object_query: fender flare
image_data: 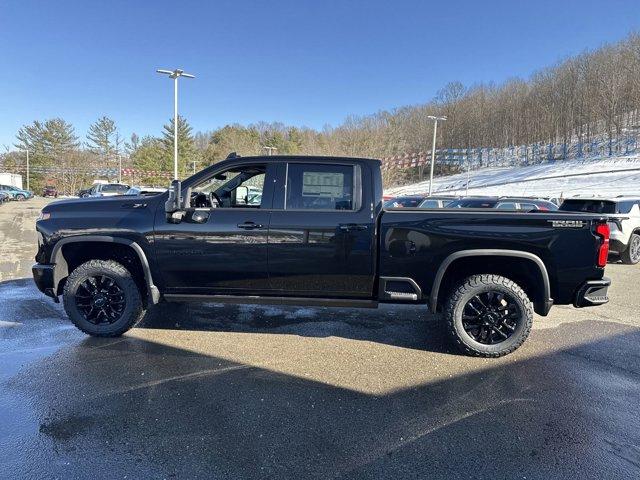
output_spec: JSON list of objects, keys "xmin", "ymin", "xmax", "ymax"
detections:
[
  {"xmin": 429, "ymin": 249, "xmax": 552, "ymax": 315},
  {"xmin": 51, "ymin": 235, "xmax": 160, "ymax": 304}
]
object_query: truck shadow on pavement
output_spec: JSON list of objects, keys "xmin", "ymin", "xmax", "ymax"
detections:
[
  {"xmin": 139, "ymin": 300, "xmax": 457, "ymax": 355},
  {"xmin": 3, "ymin": 278, "xmax": 640, "ymax": 479}
]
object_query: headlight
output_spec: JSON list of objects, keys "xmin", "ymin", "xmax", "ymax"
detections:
[{"xmin": 37, "ymin": 211, "xmax": 51, "ymax": 221}]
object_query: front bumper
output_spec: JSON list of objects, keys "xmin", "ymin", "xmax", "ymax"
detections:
[
  {"xmin": 574, "ymin": 277, "xmax": 611, "ymax": 308},
  {"xmin": 32, "ymin": 263, "xmax": 59, "ymax": 302}
]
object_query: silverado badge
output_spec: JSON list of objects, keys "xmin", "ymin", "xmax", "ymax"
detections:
[{"xmin": 549, "ymin": 220, "xmax": 586, "ymax": 228}]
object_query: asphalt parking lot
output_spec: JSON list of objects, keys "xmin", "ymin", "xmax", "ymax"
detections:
[{"xmin": 1, "ymin": 198, "xmax": 640, "ymax": 479}]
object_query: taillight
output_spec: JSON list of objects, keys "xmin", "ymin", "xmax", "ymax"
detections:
[{"xmin": 595, "ymin": 223, "xmax": 610, "ymax": 268}]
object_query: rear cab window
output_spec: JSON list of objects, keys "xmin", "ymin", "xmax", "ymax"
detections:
[{"xmin": 559, "ymin": 200, "xmax": 617, "ymax": 214}]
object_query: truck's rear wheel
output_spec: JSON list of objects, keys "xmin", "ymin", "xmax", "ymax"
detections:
[
  {"xmin": 621, "ymin": 233, "xmax": 640, "ymax": 265},
  {"xmin": 444, "ymin": 274, "xmax": 533, "ymax": 357},
  {"xmin": 63, "ymin": 260, "xmax": 145, "ymax": 337}
]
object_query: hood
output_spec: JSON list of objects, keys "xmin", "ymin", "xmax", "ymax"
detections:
[{"xmin": 42, "ymin": 193, "xmax": 167, "ymax": 213}]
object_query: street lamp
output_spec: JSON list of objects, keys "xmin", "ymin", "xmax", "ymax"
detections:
[
  {"xmin": 156, "ymin": 68, "xmax": 195, "ymax": 180},
  {"xmin": 427, "ymin": 115, "xmax": 447, "ymax": 196},
  {"xmin": 18, "ymin": 149, "xmax": 30, "ymax": 191}
]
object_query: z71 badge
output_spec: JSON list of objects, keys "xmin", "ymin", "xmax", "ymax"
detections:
[{"xmin": 549, "ymin": 220, "xmax": 586, "ymax": 228}]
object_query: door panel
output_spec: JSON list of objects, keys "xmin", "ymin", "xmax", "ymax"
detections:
[
  {"xmin": 267, "ymin": 161, "xmax": 376, "ymax": 298},
  {"xmin": 154, "ymin": 162, "xmax": 277, "ymax": 294},
  {"xmin": 268, "ymin": 212, "xmax": 375, "ymax": 297},
  {"xmin": 154, "ymin": 209, "xmax": 271, "ymax": 293}
]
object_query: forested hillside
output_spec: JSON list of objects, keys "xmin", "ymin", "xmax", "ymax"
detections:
[{"xmin": 3, "ymin": 33, "xmax": 640, "ymax": 192}]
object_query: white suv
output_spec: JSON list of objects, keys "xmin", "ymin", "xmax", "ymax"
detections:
[{"xmin": 559, "ymin": 197, "xmax": 640, "ymax": 265}]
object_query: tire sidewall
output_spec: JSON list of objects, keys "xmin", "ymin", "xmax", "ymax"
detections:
[
  {"xmin": 628, "ymin": 234, "xmax": 640, "ymax": 264},
  {"xmin": 63, "ymin": 262, "xmax": 142, "ymax": 336},
  {"xmin": 451, "ymin": 281, "xmax": 532, "ymax": 356}
]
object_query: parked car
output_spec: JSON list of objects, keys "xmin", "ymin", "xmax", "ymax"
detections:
[
  {"xmin": 0, "ymin": 184, "xmax": 33, "ymax": 201},
  {"xmin": 559, "ymin": 196, "xmax": 640, "ymax": 265},
  {"xmin": 89, "ymin": 183, "xmax": 130, "ymax": 197},
  {"xmin": 77, "ymin": 187, "xmax": 93, "ymax": 198},
  {"xmin": 418, "ymin": 196, "xmax": 458, "ymax": 209},
  {"xmin": 125, "ymin": 186, "xmax": 166, "ymax": 196},
  {"xmin": 383, "ymin": 195, "xmax": 427, "ymax": 208},
  {"xmin": 33, "ymin": 155, "xmax": 611, "ymax": 357},
  {"xmin": 42, "ymin": 185, "xmax": 59, "ymax": 198},
  {"xmin": 448, "ymin": 196, "xmax": 558, "ymax": 211}
]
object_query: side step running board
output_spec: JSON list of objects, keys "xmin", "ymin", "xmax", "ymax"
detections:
[
  {"xmin": 164, "ymin": 294, "xmax": 378, "ymax": 309},
  {"xmin": 378, "ymin": 276, "xmax": 422, "ymax": 302}
]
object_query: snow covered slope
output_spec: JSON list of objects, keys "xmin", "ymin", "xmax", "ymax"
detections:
[{"xmin": 387, "ymin": 155, "xmax": 640, "ymax": 198}]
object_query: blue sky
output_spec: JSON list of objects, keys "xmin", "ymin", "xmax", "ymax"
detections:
[{"xmin": 1, "ymin": 0, "xmax": 639, "ymax": 148}]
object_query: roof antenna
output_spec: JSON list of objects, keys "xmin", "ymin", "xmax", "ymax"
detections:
[{"xmin": 226, "ymin": 152, "xmax": 240, "ymax": 160}]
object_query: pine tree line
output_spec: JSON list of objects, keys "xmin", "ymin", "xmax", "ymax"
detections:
[{"xmin": 4, "ymin": 31, "xmax": 640, "ymax": 192}]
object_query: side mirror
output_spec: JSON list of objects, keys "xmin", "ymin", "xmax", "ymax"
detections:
[{"xmin": 165, "ymin": 180, "xmax": 184, "ymax": 223}]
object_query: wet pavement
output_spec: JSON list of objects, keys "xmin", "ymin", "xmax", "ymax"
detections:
[{"xmin": 1, "ymin": 199, "xmax": 640, "ymax": 479}]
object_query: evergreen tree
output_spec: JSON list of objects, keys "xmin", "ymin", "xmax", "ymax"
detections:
[
  {"xmin": 130, "ymin": 136, "xmax": 166, "ymax": 185},
  {"xmin": 87, "ymin": 116, "xmax": 117, "ymax": 155},
  {"xmin": 14, "ymin": 118, "xmax": 79, "ymax": 191},
  {"xmin": 161, "ymin": 116, "xmax": 196, "ymax": 175}
]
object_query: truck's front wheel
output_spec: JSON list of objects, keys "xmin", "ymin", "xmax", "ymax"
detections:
[
  {"xmin": 444, "ymin": 274, "xmax": 533, "ymax": 357},
  {"xmin": 63, "ymin": 260, "xmax": 145, "ymax": 337}
]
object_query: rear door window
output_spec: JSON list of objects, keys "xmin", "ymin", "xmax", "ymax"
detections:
[
  {"xmin": 286, "ymin": 163, "xmax": 355, "ymax": 210},
  {"xmin": 496, "ymin": 202, "xmax": 517, "ymax": 210}
]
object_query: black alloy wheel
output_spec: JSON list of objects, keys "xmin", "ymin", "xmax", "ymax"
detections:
[
  {"xmin": 63, "ymin": 259, "xmax": 145, "ymax": 337},
  {"xmin": 75, "ymin": 275, "xmax": 126, "ymax": 325},
  {"xmin": 445, "ymin": 274, "xmax": 534, "ymax": 357},
  {"xmin": 461, "ymin": 291, "xmax": 520, "ymax": 345}
]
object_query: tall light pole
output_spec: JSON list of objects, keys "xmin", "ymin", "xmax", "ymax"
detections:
[
  {"xmin": 19, "ymin": 149, "xmax": 30, "ymax": 191},
  {"xmin": 427, "ymin": 115, "xmax": 446, "ymax": 196},
  {"xmin": 156, "ymin": 68, "xmax": 195, "ymax": 180},
  {"xmin": 466, "ymin": 158, "xmax": 471, "ymax": 196}
]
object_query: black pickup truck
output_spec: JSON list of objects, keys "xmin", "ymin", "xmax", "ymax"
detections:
[{"xmin": 33, "ymin": 155, "xmax": 611, "ymax": 357}]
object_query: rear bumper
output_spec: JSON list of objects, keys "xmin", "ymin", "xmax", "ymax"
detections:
[
  {"xmin": 609, "ymin": 239, "xmax": 626, "ymax": 255},
  {"xmin": 574, "ymin": 277, "xmax": 611, "ymax": 308},
  {"xmin": 32, "ymin": 263, "xmax": 59, "ymax": 302}
]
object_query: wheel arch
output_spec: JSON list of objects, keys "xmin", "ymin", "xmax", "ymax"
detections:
[
  {"xmin": 52, "ymin": 236, "xmax": 160, "ymax": 305},
  {"xmin": 430, "ymin": 249, "xmax": 552, "ymax": 316}
]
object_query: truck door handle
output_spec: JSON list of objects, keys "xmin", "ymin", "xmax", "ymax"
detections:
[
  {"xmin": 237, "ymin": 221, "xmax": 263, "ymax": 230},
  {"xmin": 339, "ymin": 224, "xmax": 368, "ymax": 232}
]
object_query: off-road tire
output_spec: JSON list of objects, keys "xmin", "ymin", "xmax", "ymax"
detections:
[
  {"xmin": 63, "ymin": 259, "xmax": 145, "ymax": 337},
  {"xmin": 621, "ymin": 233, "xmax": 640, "ymax": 265},
  {"xmin": 445, "ymin": 274, "xmax": 534, "ymax": 357}
]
